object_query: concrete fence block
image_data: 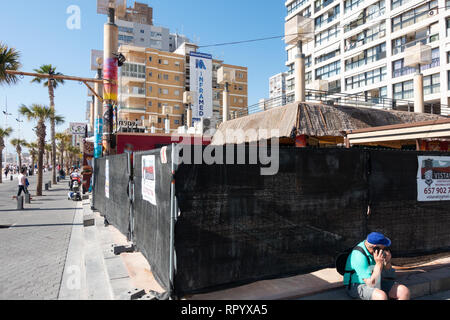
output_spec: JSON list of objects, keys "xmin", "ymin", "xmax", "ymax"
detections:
[
  {"xmin": 44, "ymin": 183, "xmax": 49, "ymax": 191},
  {"xmin": 83, "ymin": 213, "xmax": 96, "ymax": 227},
  {"xmin": 112, "ymin": 244, "xmax": 135, "ymax": 255},
  {"xmin": 121, "ymin": 288, "xmax": 146, "ymax": 300},
  {"xmin": 17, "ymin": 196, "xmax": 24, "ymax": 210}
]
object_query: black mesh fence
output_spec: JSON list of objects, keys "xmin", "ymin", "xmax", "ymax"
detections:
[
  {"xmin": 91, "ymin": 145, "xmax": 450, "ymax": 298},
  {"xmin": 367, "ymin": 150, "xmax": 450, "ymax": 257},
  {"xmin": 92, "ymin": 157, "xmax": 106, "ymax": 215},
  {"xmin": 173, "ymin": 146, "xmax": 368, "ymax": 295},
  {"xmin": 133, "ymin": 147, "xmax": 173, "ymax": 293}
]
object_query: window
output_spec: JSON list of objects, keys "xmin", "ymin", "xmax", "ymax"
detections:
[
  {"xmin": 174, "ymin": 120, "xmax": 180, "ymax": 125},
  {"xmin": 344, "ymin": 0, "xmax": 385, "ymax": 33},
  {"xmin": 423, "ymin": 73, "xmax": 440, "ymax": 95},
  {"xmin": 149, "ymin": 56, "xmax": 152, "ymax": 62},
  {"xmin": 286, "ymin": 0, "xmax": 309, "ymax": 15},
  {"xmin": 315, "ymin": 49, "xmax": 340, "ymax": 64},
  {"xmin": 175, "ymin": 76, "xmax": 180, "ymax": 82},
  {"xmin": 345, "ymin": 66, "xmax": 387, "ymax": 90},
  {"xmin": 149, "ymin": 72, "xmax": 152, "ymax": 77},
  {"xmin": 163, "ymin": 74, "xmax": 169, "ymax": 80},
  {"xmin": 344, "ymin": 0, "xmax": 363, "ymax": 13},
  {"xmin": 121, "ymin": 63, "xmax": 146, "ymax": 79},
  {"xmin": 345, "ymin": 22, "xmax": 386, "ymax": 51},
  {"xmin": 315, "ymin": 24, "xmax": 340, "ymax": 46},
  {"xmin": 140, "ymin": 30, "xmax": 145, "ymax": 34},
  {"xmin": 345, "ymin": 43, "xmax": 386, "ymax": 71},
  {"xmin": 315, "ymin": 60, "xmax": 341, "ymax": 80},
  {"xmin": 393, "ymin": 80, "xmax": 414, "ymax": 99},
  {"xmin": 315, "ymin": 5, "xmax": 340, "ymax": 29},
  {"xmin": 148, "ymin": 86, "xmax": 152, "ymax": 92},
  {"xmin": 391, "ymin": 1, "xmax": 438, "ymax": 32},
  {"xmin": 148, "ymin": 101, "xmax": 152, "ymax": 107},
  {"xmin": 174, "ymin": 90, "xmax": 180, "ymax": 96},
  {"xmin": 391, "ymin": 0, "xmax": 413, "ymax": 10}
]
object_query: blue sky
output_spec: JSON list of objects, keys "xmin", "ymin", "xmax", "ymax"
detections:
[{"xmin": 0, "ymin": 0, "xmax": 287, "ymax": 149}]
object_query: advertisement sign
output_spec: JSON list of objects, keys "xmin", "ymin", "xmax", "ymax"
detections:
[
  {"xmin": 417, "ymin": 156, "xmax": 450, "ymax": 202},
  {"xmin": 105, "ymin": 159, "xmax": 110, "ymax": 199},
  {"xmin": 189, "ymin": 52, "xmax": 213, "ymax": 123},
  {"xmin": 142, "ymin": 155, "xmax": 156, "ymax": 206},
  {"xmin": 70, "ymin": 122, "xmax": 87, "ymax": 136}
]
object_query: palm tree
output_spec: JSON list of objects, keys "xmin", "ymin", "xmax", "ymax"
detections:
[
  {"xmin": 31, "ymin": 65, "xmax": 64, "ymax": 185},
  {"xmin": 19, "ymin": 104, "xmax": 53, "ymax": 196},
  {"xmin": 45, "ymin": 143, "xmax": 52, "ymax": 166},
  {"xmin": 0, "ymin": 42, "xmax": 21, "ymax": 86},
  {"xmin": 0, "ymin": 126, "xmax": 13, "ymax": 183},
  {"xmin": 56, "ymin": 132, "xmax": 71, "ymax": 172},
  {"xmin": 26, "ymin": 142, "xmax": 38, "ymax": 170},
  {"xmin": 10, "ymin": 138, "xmax": 27, "ymax": 169},
  {"xmin": 67, "ymin": 145, "xmax": 81, "ymax": 169}
]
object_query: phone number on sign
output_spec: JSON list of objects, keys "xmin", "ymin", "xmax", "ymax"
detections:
[{"xmin": 423, "ymin": 187, "xmax": 450, "ymax": 195}]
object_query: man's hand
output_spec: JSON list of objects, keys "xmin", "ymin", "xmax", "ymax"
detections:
[{"xmin": 374, "ymin": 249, "xmax": 385, "ymax": 266}]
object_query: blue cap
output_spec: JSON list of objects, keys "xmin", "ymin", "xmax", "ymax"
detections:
[{"xmin": 367, "ymin": 232, "xmax": 391, "ymax": 247}]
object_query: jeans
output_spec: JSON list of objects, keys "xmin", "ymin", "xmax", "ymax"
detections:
[{"xmin": 17, "ymin": 185, "xmax": 29, "ymax": 197}]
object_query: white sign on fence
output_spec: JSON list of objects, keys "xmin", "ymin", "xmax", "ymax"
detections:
[
  {"xmin": 105, "ymin": 159, "xmax": 110, "ymax": 199},
  {"xmin": 417, "ymin": 156, "xmax": 450, "ymax": 202},
  {"xmin": 142, "ymin": 155, "xmax": 156, "ymax": 206}
]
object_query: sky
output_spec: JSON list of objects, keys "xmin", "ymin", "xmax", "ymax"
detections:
[{"xmin": 0, "ymin": 0, "xmax": 287, "ymax": 153}]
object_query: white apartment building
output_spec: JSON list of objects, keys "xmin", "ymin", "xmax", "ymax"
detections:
[
  {"xmin": 117, "ymin": 20, "xmax": 189, "ymax": 53},
  {"xmin": 268, "ymin": 72, "xmax": 289, "ymax": 109},
  {"xmin": 284, "ymin": 0, "xmax": 450, "ymax": 114}
]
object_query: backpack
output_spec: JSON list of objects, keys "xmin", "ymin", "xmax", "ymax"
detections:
[{"xmin": 335, "ymin": 245, "xmax": 371, "ymax": 278}]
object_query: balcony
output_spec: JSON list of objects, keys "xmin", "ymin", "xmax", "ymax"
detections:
[
  {"xmin": 392, "ymin": 34, "xmax": 439, "ymax": 55},
  {"xmin": 120, "ymin": 86, "xmax": 146, "ymax": 100},
  {"xmin": 119, "ymin": 104, "xmax": 146, "ymax": 113}
]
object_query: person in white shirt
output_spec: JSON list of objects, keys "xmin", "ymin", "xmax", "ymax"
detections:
[{"xmin": 17, "ymin": 168, "xmax": 28, "ymax": 197}]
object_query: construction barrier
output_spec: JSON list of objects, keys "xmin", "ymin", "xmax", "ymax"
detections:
[{"xmin": 92, "ymin": 145, "xmax": 450, "ymax": 298}]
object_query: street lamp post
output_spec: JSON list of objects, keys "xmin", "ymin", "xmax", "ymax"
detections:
[
  {"xmin": 217, "ymin": 67, "xmax": 236, "ymax": 123},
  {"xmin": 404, "ymin": 43, "xmax": 432, "ymax": 114},
  {"xmin": 284, "ymin": 15, "xmax": 314, "ymax": 103}
]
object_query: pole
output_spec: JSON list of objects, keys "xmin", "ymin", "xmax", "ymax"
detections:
[
  {"xmin": 414, "ymin": 66, "xmax": 424, "ymax": 113},
  {"xmin": 295, "ymin": 40, "xmax": 306, "ymax": 103},
  {"xmin": 103, "ymin": 8, "xmax": 119, "ymax": 156},
  {"xmin": 94, "ymin": 67, "xmax": 104, "ymax": 159},
  {"xmin": 187, "ymin": 104, "xmax": 192, "ymax": 128},
  {"xmin": 223, "ymin": 82, "xmax": 229, "ymax": 122}
]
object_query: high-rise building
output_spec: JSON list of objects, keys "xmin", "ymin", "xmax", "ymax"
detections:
[
  {"xmin": 268, "ymin": 72, "xmax": 288, "ymax": 109},
  {"xmin": 284, "ymin": 0, "xmax": 450, "ymax": 114},
  {"xmin": 117, "ymin": 43, "xmax": 248, "ymax": 133},
  {"xmin": 116, "ymin": 2, "xmax": 189, "ymax": 52}
]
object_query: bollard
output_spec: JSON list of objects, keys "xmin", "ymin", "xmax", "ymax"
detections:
[
  {"xmin": 57, "ymin": 176, "xmax": 60, "ymax": 182},
  {"xmin": 45, "ymin": 183, "xmax": 49, "ymax": 191},
  {"xmin": 25, "ymin": 193, "xmax": 31, "ymax": 204},
  {"xmin": 10, "ymin": 175, "xmax": 13, "ymax": 181},
  {"xmin": 17, "ymin": 196, "xmax": 24, "ymax": 210}
]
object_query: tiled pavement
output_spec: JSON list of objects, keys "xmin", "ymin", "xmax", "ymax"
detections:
[{"xmin": 0, "ymin": 172, "xmax": 79, "ymax": 300}]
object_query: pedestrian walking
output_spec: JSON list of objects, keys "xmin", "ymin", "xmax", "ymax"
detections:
[{"xmin": 17, "ymin": 167, "xmax": 29, "ymax": 197}]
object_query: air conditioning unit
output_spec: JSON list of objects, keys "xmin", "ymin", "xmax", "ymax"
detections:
[
  {"xmin": 149, "ymin": 115, "xmax": 158, "ymax": 125},
  {"xmin": 428, "ymin": 8, "xmax": 438, "ymax": 17},
  {"xmin": 162, "ymin": 106, "xmax": 173, "ymax": 115}
]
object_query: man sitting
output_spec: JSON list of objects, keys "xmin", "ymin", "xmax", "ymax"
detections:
[{"xmin": 343, "ymin": 232, "xmax": 410, "ymax": 300}]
